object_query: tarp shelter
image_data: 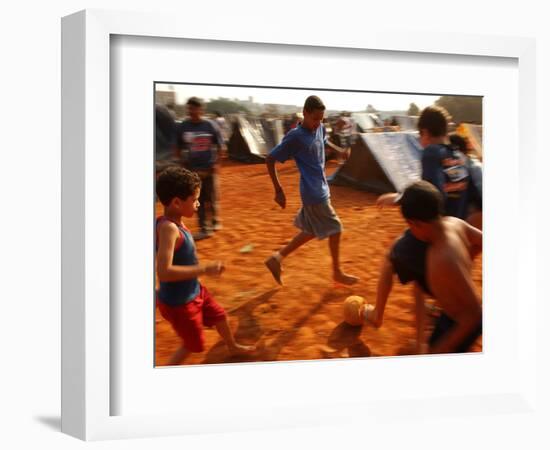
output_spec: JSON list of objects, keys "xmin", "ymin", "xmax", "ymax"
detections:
[
  {"xmin": 393, "ymin": 115, "xmax": 419, "ymax": 131},
  {"xmin": 328, "ymin": 132, "xmax": 422, "ymax": 193},
  {"xmin": 351, "ymin": 112, "xmax": 383, "ymax": 132},
  {"xmin": 260, "ymin": 118, "xmax": 284, "ymax": 150},
  {"xmin": 155, "ymin": 105, "xmax": 178, "ymax": 173},
  {"xmin": 227, "ymin": 116, "xmax": 270, "ymax": 163}
]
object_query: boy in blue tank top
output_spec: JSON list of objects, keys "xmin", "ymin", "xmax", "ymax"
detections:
[
  {"xmin": 264, "ymin": 95, "xmax": 359, "ymax": 286},
  {"xmin": 156, "ymin": 167, "xmax": 255, "ymax": 365}
]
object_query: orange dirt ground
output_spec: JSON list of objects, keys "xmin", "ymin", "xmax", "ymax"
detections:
[{"xmin": 155, "ymin": 158, "xmax": 482, "ymax": 366}]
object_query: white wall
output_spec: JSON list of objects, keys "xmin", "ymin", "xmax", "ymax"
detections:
[{"xmin": 1, "ymin": 1, "xmax": 548, "ymax": 448}]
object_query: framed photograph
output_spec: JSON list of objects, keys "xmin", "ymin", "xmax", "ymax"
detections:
[
  {"xmin": 151, "ymin": 82, "xmax": 483, "ymax": 367},
  {"xmin": 62, "ymin": 9, "xmax": 537, "ymax": 441}
]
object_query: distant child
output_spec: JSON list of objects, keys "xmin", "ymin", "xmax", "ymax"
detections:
[
  {"xmin": 334, "ymin": 111, "xmax": 354, "ymax": 150},
  {"xmin": 264, "ymin": 95, "xmax": 358, "ymax": 286},
  {"xmin": 214, "ymin": 110, "xmax": 230, "ymax": 145},
  {"xmin": 156, "ymin": 167, "xmax": 255, "ymax": 365}
]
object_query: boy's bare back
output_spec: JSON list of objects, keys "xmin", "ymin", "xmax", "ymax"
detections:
[{"xmin": 426, "ymin": 217, "xmax": 482, "ymax": 321}]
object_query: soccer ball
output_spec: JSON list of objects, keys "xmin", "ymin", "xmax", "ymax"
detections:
[{"xmin": 343, "ymin": 295, "xmax": 366, "ymax": 326}]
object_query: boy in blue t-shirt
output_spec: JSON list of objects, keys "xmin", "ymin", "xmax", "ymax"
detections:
[
  {"xmin": 176, "ymin": 97, "xmax": 225, "ymax": 240},
  {"xmin": 264, "ymin": 95, "xmax": 358, "ymax": 286}
]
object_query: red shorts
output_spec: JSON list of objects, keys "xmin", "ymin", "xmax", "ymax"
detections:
[{"xmin": 157, "ymin": 285, "xmax": 226, "ymax": 353}]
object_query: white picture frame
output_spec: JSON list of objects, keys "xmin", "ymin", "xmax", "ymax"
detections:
[{"xmin": 61, "ymin": 9, "xmax": 539, "ymax": 441}]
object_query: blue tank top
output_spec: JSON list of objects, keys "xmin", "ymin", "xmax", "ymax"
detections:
[{"xmin": 156, "ymin": 217, "xmax": 201, "ymax": 306}]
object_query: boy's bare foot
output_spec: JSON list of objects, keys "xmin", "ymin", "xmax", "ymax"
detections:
[
  {"xmin": 265, "ymin": 256, "xmax": 283, "ymax": 285},
  {"xmin": 228, "ymin": 343, "xmax": 256, "ymax": 356},
  {"xmin": 334, "ymin": 271, "xmax": 359, "ymax": 285}
]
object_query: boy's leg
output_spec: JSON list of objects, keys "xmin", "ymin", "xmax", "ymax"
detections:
[
  {"xmin": 196, "ymin": 198, "xmax": 209, "ymax": 237},
  {"xmin": 198, "ymin": 178, "xmax": 208, "ymax": 231},
  {"xmin": 157, "ymin": 301, "xmax": 203, "ymax": 365},
  {"xmin": 167, "ymin": 346, "xmax": 191, "ymax": 366},
  {"xmin": 329, "ymin": 232, "xmax": 359, "ymax": 285},
  {"xmin": 210, "ymin": 173, "xmax": 222, "ymax": 230},
  {"xmin": 201, "ymin": 286, "xmax": 255, "ymax": 355},
  {"xmin": 195, "ymin": 174, "xmax": 213, "ymax": 239},
  {"xmin": 202, "ymin": 173, "xmax": 216, "ymax": 230},
  {"xmin": 413, "ymin": 284, "xmax": 428, "ymax": 354},
  {"xmin": 428, "ymin": 313, "xmax": 482, "ymax": 353},
  {"xmin": 265, "ymin": 231, "xmax": 315, "ymax": 285},
  {"xmin": 214, "ymin": 317, "xmax": 256, "ymax": 355},
  {"xmin": 280, "ymin": 231, "xmax": 315, "ymax": 257}
]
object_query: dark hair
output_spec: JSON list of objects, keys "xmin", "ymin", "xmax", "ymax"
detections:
[
  {"xmin": 449, "ymin": 133, "xmax": 469, "ymax": 154},
  {"xmin": 417, "ymin": 106, "xmax": 451, "ymax": 137},
  {"xmin": 186, "ymin": 96, "xmax": 204, "ymax": 108},
  {"xmin": 156, "ymin": 167, "xmax": 201, "ymax": 206},
  {"xmin": 400, "ymin": 181, "xmax": 443, "ymax": 222},
  {"xmin": 303, "ymin": 95, "xmax": 326, "ymax": 113}
]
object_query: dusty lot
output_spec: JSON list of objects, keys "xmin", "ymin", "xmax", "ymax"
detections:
[{"xmin": 155, "ymin": 159, "xmax": 482, "ymax": 366}]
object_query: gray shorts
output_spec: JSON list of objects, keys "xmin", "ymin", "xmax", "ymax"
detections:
[{"xmin": 294, "ymin": 200, "xmax": 343, "ymax": 239}]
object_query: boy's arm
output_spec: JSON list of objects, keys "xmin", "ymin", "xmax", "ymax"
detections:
[
  {"xmin": 211, "ymin": 121, "xmax": 225, "ymax": 167},
  {"xmin": 463, "ymin": 219, "xmax": 482, "ymax": 259},
  {"xmin": 429, "ymin": 258, "xmax": 482, "ymax": 354},
  {"xmin": 376, "ymin": 192, "xmax": 400, "ymax": 208},
  {"xmin": 325, "ymin": 140, "xmax": 350, "ymax": 162},
  {"xmin": 157, "ymin": 222, "xmax": 223, "ymax": 281},
  {"xmin": 325, "ymin": 140, "xmax": 347, "ymax": 154},
  {"xmin": 266, "ymin": 132, "xmax": 298, "ymax": 209},
  {"xmin": 413, "ymin": 284, "xmax": 428, "ymax": 354},
  {"xmin": 266, "ymin": 154, "xmax": 286, "ymax": 209},
  {"xmin": 212, "ymin": 145, "xmax": 224, "ymax": 173},
  {"xmin": 217, "ymin": 143, "xmax": 227, "ymax": 164},
  {"xmin": 370, "ymin": 250, "xmax": 429, "ymax": 354},
  {"xmin": 368, "ymin": 254, "xmax": 394, "ymax": 328},
  {"xmin": 421, "ymin": 147, "xmax": 445, "ymax": 194}
]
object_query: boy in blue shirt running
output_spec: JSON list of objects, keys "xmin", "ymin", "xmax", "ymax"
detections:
[{"xmin": 264, "ymin": 95, "xmax": 358, "ymax": 286}]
